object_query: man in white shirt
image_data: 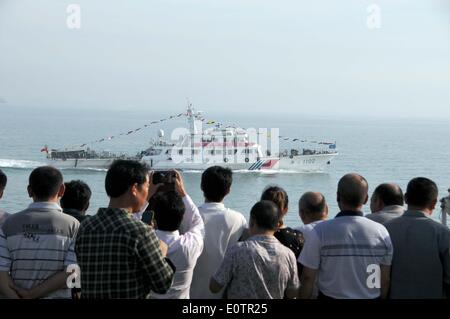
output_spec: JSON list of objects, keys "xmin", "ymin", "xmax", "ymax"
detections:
[
  {"xmin": 0, "ymin": 169, "xmax": 10, "ymax": 226},
  {"xmin": 296, "ymin": 191, "xmax": 328, "ymax": 298},
  {"xmin": 190, "ymin": 166, "xmax": 247, "ymax": 299},
  {"xmin": 150, "ymin": 171, "xmax": 204, "ymax": 299},
  {"xmin": 299, "ymin": 173, "xmax": 393, "ymax": 299},
  {"xmin": 297, "ymin": 191, "xmax": 328, "ymax": 241}
]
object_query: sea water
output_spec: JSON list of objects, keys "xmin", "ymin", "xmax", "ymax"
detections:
[{"xmin": 1, "ymin": 107, "xmax": 449, "ymax": 227}]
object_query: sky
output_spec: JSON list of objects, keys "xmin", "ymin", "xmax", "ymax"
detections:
[{"xmin": 0, "ymin": 0, "xmax": 450, "ymax": 119}]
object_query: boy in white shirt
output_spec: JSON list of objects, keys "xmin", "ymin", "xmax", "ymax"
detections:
[
  {"xmin": 150, "ymin": 171, "xmax": 204, "ymax": 299},
  {"xmin": 190, "ymin": 166, "xmax": 247, "ymax": 299}
]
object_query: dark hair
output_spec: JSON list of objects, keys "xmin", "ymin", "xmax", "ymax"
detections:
[
  {"xmin": 373, "ymin": 183, "xmax": 404, "ymax": 206},
  {"xmin": 405, "ymin": 177, "xmax": 438, "ymax": 208},
  {"xmin": 201, "ymin": 166, "xmax": 232, "ymax": 202},
  {"xmin": 105, "ymin": 160, "xmax": 149, "ymax": 198},
  {"xmin": 152, "ymin": 191, "xmax": 186, "ymax": 231},
  {"xmin": 0, "ymin": 169, "xmax": 7, "ymax": 190},
  {"xmin": 337, "ymin": 173, "xmax": 368, "ymax": 208},
  {"xmin": 29, "ymin": 166, "xmax": 63, "ymax": 200},
  {"xmin": 250, "ymin": 200, "xmax": 280, "ymax": 231},
  {"xmin": 61, "ymin": 180, "xmax": 92, "ymax": 211},
  {"xmin": 299, "ymin": 192, "xmax": 327, "ymax": 216},
  {"xmin": 261, "ymin": 186, "xmax": 289, "ymax": 216}
]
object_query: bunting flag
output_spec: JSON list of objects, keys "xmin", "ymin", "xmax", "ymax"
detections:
[
  {"xmin": 68, "ymin": 112, "xmax": 188, "ymax": 149},
  {"xmin": 198, "ymin": 118, "xmax": 336, "ymax": 148},
  {"xmin": 64, "ymin": 111, "xmax": 336, "ymax": 150}
]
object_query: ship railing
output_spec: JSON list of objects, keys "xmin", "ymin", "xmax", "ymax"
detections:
[{"xmin": 440, "ymin": 189, "xmax": 450, "ymax": 228}]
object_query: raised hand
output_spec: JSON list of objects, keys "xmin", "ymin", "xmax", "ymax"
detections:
[
  {"xmin": 173, "ymin": 170, "xmax": 187, "ymax": 197},
  {"xmin": 148, "ymin": 171, "xmax": 164, "ymax": 200}
]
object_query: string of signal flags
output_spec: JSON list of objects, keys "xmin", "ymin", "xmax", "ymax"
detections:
[{"xmin": 45, "ymin": 111, "xmax": 336, "ymax": 151}]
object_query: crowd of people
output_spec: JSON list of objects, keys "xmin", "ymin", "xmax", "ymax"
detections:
[{"xmin": 0, "ymin": 162, "xmax": 449, "ymax": 299}]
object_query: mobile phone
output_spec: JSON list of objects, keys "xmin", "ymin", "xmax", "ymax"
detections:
[{"xmin": 142, "ymin": 210, "xmax": 154, "ymax": 226}]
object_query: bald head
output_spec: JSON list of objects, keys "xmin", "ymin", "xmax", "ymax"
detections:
[
  {"xmin": 337, "ymin": 173, "xmax": 369, "ymax": 210},
  {"xmin": 299, "ymin": 192, "xmax": 328, "ymax": 224}
]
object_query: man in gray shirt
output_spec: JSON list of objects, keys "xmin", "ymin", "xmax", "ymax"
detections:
[
  {"xmin": 385, "ymin": 177, "xmax": 450, "ymax": 299},
  {"xmin": 366, "ymin": 183, "xmax": 404, "ymax": 225}
]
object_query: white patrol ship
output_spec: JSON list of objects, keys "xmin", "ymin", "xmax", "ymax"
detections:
[{"xmin": 44, "ymin": 104, "xmax": 338, "ymax": 172}]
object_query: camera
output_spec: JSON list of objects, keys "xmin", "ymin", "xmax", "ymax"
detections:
[
  {"xmin": 145, "ymin": 170, "xmax": 178, "ymax": 226},
  {"xmin": 151, "ymin": 170, "xmax": 176, "ymax": 193}
]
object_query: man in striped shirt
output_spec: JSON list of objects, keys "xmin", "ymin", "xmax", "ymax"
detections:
[
  {"xmin": 299, "ymin": 173, "xmax": 393, "ymax": 299},
  {"xmin": 0, "ymin": 166, "xmax": 79, "ymax": 299}
]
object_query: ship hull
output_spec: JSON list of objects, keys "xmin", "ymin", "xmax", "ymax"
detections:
[
  {"xmin": 279, "ymin": 153, "xmax": 338, "ymax": 172},
  {"xmin": 45, "ymin": 158, "xmax": 115, "ymax": 169},
  {"xmin": 142, "ymin": 156, "xmax": 280, "ymax": 171},
  {"xmin": 45, "ymin": 153, "xmax": 337, "ymax": 172}
]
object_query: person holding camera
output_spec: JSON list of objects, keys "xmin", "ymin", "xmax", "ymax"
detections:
[
  {"xmin": 149, "ymin": 170, "xmax": 205, "ymax": 299},
  {"xmin": 75, "ymin": 160, "xmax": 174, "ymax": 299}
]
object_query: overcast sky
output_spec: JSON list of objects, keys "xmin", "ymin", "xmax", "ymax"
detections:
[{"xmin": 1, "ymin": 0, "xmax": 450, "ymax": 118}]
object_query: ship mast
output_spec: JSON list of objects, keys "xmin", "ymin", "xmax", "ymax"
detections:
[{"xmin": 186, "ymin": 99, "xmax": 201, "ymax": 135}]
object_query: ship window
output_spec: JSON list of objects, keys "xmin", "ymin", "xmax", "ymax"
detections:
[
  {"xmin": 148, "ymin": 149, "xmax": 162, "ymax": 156},
  {"xmin": 178, "ymin": 149, "xmax": 183, "ymax": 155},
  {"xmin": 165, "ymin": 150, "xmax": 170, "ymax": 154}
]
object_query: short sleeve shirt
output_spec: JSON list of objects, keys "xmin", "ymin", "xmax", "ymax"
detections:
[
  {"xmin": 299, "ymin": 211, "xmax": 393, "ymax": 299},
  {"xmin": 213, "ymin": 235, "xmax": 299, "ymax": 299}
]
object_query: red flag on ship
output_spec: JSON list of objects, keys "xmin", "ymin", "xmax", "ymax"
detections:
[{"xmin": 40, "ymin": 146, "xmax": 48, "ymax": 153}]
